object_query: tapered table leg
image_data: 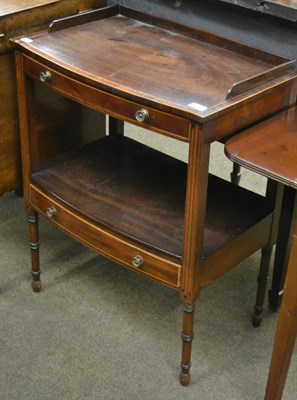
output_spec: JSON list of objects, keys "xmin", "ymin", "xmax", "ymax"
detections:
[{"xmin": 253, "ymin": 246, "xmax": 273, "ymax": 327}]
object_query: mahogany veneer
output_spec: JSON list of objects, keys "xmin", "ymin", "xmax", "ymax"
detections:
[{"xmin": 12, "ymin": 4, "xmax": 297, "ymax": 387}]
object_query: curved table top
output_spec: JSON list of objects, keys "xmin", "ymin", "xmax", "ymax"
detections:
[
  {"xmin": 11, "ymin": 5, "xmax": 296, "ymax": 123},
  {"xmin": 225, "ymin": 106, "xmax": 297, "ymax": 189}
]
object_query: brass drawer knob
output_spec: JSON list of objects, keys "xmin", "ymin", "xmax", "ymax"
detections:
[
  {"xmin": 135, "ymin": 108, "xmax": 149, "ymax": 123},
  {"xmin": 132, "ymin": 255, "xmax": 144, "ymax": 268},
  {"xmin": 46, "ymin": 206, "xmax": 56, "ymax": 218},
  {"xmin": 39, "ymin": 70, "xmax": 52, "ymax": 83}
]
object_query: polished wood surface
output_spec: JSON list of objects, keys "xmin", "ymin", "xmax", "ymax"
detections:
[
  {"xmin": 22, "ymin": 55, "xmax": 190, "ymax": 141},
  {"xmin": 225, "ymin": 107, "xmax": 297, "ymax": 399},
  {"xmin": 0, "ymin": 0, "xmax": 106, "ymax": 196},
  {"xmin": 12, "ymin": 5, "xmax": 297, "ymax": 387},
  {"xmin": 12, "ymin": 5, "xmax": 297, "ymax": 123},
  {"xmin": 225, "ymin": 107, "xmax": 297, "ymax": 189}
]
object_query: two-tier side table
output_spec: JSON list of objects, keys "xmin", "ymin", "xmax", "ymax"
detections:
[{"xmin": 11, "ymin": 4, "xmax": 297, "ymax": 385}]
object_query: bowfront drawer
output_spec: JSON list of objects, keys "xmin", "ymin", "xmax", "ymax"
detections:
[
  {"xmin": 23, "ymin": 55, "xmax": 190, "ymax": 141},
  {"xmin": 30, "ymin": 184, "xmax": 181, "ymax": 288}
]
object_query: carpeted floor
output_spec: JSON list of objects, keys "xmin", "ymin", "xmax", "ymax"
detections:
[{"xmin": 1, "ymin": 130, "xmax": 296, "ymax": 400}]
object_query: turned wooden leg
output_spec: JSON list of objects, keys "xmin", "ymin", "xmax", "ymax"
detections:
[
  {"xmin": 28, "ymin": 208, "xmax": 41, "ymax": 292},
  {"xmin": 253, "ymin": 246, "xmax": 273, "ymax": 327},
  {"xmin": 230, "ymin": 162, "xmax": 241, "ymax": 185},
  {"xmin": 180, "ymin": 303, "xmax": 195, "ymax": 386}
]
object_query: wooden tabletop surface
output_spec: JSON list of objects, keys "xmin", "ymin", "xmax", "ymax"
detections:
[
  {"xmin": 225, "ymin": 107, "xmax": 297, "ymax": 189},
  {"xmin": 12, "ymin": 6, "xmax": 295, "ymax": 120}
]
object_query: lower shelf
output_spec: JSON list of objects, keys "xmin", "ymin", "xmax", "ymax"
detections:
[{"xmin": 30, "ymin": 135, "xmax": 273, "ymax": 282}]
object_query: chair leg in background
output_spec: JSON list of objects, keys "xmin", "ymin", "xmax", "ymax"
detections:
[{"xmin": 230, "ymin": 163, "xmax": 241, "ymax": 185}]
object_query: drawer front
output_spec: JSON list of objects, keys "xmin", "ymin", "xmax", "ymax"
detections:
[
  {"xmin": 30, "ymin": 185, "xmax": 181, "ymax": 288},
  {"xmin": 23, "ymin": 55, "xmax": 190, "ymax": 141}
]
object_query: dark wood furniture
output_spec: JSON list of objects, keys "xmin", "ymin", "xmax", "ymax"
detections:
[
  {"xmin": 12, "ymin": 4, "xmax": 297, "ymax": 386},
  {"xmin": 0, "ymin": 0, "xmax": 106, "ymax": 197},
  {"xmin": 225, "ymin": 106, "xmax": 297, "ymax": 400},
  {"xmin": 131, "ymin": 0, "xmax": 297, "ymax": 313}
]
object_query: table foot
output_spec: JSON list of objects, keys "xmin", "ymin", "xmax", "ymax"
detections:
[
  {"xmin": 31, "ymin": 271, "xmax": 41, "ymax": 293},
  {"xmin": 180, "ymin": 369, "xmax": 191, "ymax": 386},
  {"xmin": 253, "ymin": 306, "xmax": 264, "ymax": 327}
]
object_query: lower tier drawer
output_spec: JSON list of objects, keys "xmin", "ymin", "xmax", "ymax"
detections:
[{"xmin": 30, "ymin": 184, "xmax": 182, "ymax": 288}]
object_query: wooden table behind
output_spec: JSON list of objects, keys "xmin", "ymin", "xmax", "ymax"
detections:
[{"xmin": 0, "ymin": 0, "xmax": 106, "ymax": 196}]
